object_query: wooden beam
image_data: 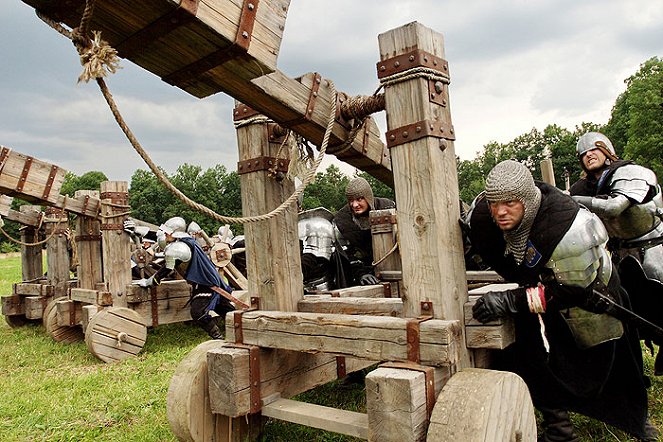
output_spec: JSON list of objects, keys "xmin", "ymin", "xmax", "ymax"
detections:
[
  {"xmin": 378, "ymin": 23, "xmax": 470, "ymax": 368},
  {"xmin": 262, "ymin": 398, "xmax": 368, "ymax": 439},
  {"xmin": 464, "ymin": 295, "xmax": 516, "ymax": 350},
  {"xmin": 100, "ymin": 181, "xmax": 131, "ymax": 307},
  {"xmin": 236, "ymin": 115, "xmax": 302, "ymax": 312},
  {"xmin": 43, "ymin": 207, "xmax": 70, "ymax": 297},
  {"xmin": 207, "ymin": 345, "xmax": 374, "ymax": 417},
  {"xmin": 225, "ymin": 311, "xmax": 462, "ymax": 367},
  {"xmin": 298, "ymin": 296, "xmax": 403, "ymax": 316},
  {"xmin": 74, "ymin": 190, "xmax": 103, "ymax": 290}
]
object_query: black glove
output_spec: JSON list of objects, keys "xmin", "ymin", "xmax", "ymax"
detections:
[
  {"xmin": 360, "ymin": 274, "xmax": 380, "ymax": 286},
  {"xmin": 472, "ymin": 288, "xmax": 527, "ymax": 323}
]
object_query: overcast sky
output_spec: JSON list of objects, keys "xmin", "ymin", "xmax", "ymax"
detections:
[{"xmin": 1, "ymin": 1, "xmax": 661, "ymax": 184}]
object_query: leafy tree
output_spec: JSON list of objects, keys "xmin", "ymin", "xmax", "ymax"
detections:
[
  {"xmin": 301, "ymin": 164, "xmax": 349, "ymax": 212},
  {"xmin": 60, "ymin": 171, "xmax": 108, "ymax": 196}
]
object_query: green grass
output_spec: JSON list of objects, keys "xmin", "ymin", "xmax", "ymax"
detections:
[{"xmin": 0, "ymin": 253, "xmax": 661, "ymax": 441}]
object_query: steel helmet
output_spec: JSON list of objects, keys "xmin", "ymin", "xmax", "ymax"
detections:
[
  {"xmin": 576, "ymin": 132, "xmax": 617, "ymax": 160},
  {"xmin": 159, "ymin": 216, "xmax": 186, "ymax": 235}
]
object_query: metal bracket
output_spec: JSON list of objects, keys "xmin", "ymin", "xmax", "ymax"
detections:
[
  {"xmin": 100, "ymin": 192, "xmax": 128, "ymax": 201},
  {"xmin": 233, "ymin": 103, "xmax": 261, "ymax": 121},
  {"xmin": 370, "ymin": 214, "xmax": 397, "ymax": 226},
  {"xmin": 377, "ymin": 49, "xmax": 450, "ymax": 80},
  {"xmin": 74, "ymin": 234, "xmax": 102, "ymax": 242},
  {"xmin": 406, "ymin": 304, "xmax": 434, "ymax": 363},
  {"xmin": 116, "ymin": 0, "xmax": 200, "ymax": 58},
  {"xmin": 234, "ymin": 0, "xmax": 260, "ymax": 51},
  {"xmin": 237, "ymin": 156, "xmax": 289, "ymax": 175},
  {"xmin": 380, "ymin": 361, "xmax": 436, "ymax": 419},
  {"xmin": 99, "ymin": 223, "xmax": 124, "ymax": 231},
  {"xmin": 386, "ymin": 119, "xmax": 455, "ymax": 149},
  {"xmin": 267, "ymin": 123, "xmax": 288, "ymax": 143},
  {"xmin": 428, "ymin": 79, "xmax": 448, "ymax": 107},
  {"xmin": 150, "ymin": 286, "xmax": 159, "ymax": 327},
  {"xmin": 0, "ymin": 146, "xmax": 11, "ymax": 173},
  {"xmin": 227, "ymin": 343, "xmax": 262, "ymax": 413},
  {"xmin": 42, "ymin": 165, "xmax": 59, "ymax": 200},
  {"xmin": 336, "ymin": 356, "xmax": 347, "ymax": 379},
  {"xmin": 281, "ymin": 73, "xmax": 322, "ymax": 127},
  {"xmin": 382, "ymin": 282, "xmax": 392, "ymax": 298},
  {"xmin": 16, "ymin": 156, "xmax": 33, "ymax": 192}
]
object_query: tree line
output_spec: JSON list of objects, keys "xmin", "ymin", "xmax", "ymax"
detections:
[{"xmin": 0, "ymin": 57, "xmax": 659, "ymax": 250}]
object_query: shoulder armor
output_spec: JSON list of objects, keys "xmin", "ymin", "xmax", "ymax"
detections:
[
  {"xmin": 610, "ymin": 164, "xmax": 659, "ymax": 203},
  {"xmin": 164, "ymin": 241, "xmax": 192, "ymax": 269},
  {"xmin": 545, "ymin": 208, "xmax": 612, "ymax": 288}
]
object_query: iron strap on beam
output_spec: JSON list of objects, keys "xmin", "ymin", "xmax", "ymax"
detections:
[
  {"xmin": 385, "ymin": 119, "xmax": 455, "ymax": 149},
  {"xmin": 280, "ymin": 73, "xmax": 322, "ymax": 127},
  {"xmin": 237, "ymin": 156, "xmax": 289, "ymax": 175},
  {"xmin": 380, "ymin": 361, "xmax": 436, "ymax": 419},
  {"xmin": 377, "ymin": 49, "xmax": 449, "ymax": 81}
]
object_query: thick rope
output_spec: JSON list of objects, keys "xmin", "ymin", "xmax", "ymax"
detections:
[
  {"xmin": 0, "ymin": 217, "xmax": 67, "ymax": 247},
  {"xmin": 372, "ymin": 241, "xmax": 399, "ymax": 267},
  {"xmin": 36, "ymin": 7, "xmax": 337, "ymax": 224},
  {"xmin": 379, "ymin": 66, "xmax": 450, "ymax": 88}
]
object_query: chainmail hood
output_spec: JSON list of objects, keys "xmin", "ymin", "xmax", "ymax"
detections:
[
  {"xmin": 345, "ymin": 177, "xmax": 374, "ymax": 210},
  {"xmin": 485, "ymin": 160, "xmax": 542, "ymax": 264}
]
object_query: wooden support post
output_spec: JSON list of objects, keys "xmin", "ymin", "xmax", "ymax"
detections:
[
  {"xmin": 74, "ymin": 190, "xmax": 103, "ymax": 290},
  {"xmin": 378, "ymin": 22, "xmax": 470, "ymax": 367},
  {"xmin": 100, "ymin": 182, "xmax": 131, "ymax": 307},
  {"xmin": 43, "ymin": 207, "xmax": 70, "ymax": 297},
  {"xmin": 370, "ymin": 208, "xmax": 403, "ymax": 298},
  {"xmin": 19, "ymin": 205, "xmax": 43, "ymax": 281},
  {"xmin": 235, "ymin": 111, "xmax": 303, "ymax": 311},
  {"xmin": 366, "ymin": 365, "xmax": 451, "ymax": 442}
]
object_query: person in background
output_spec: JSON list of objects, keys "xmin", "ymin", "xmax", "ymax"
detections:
[
  {"xmin": 570, "ymin": 131, "xmax": 663, "ymax": 374},
  {"xmin": 332, "ymin": 177, "xmax": 395, "ymax": 287},
  {"xmin": 467, "ymin": 160, "xmax": 658, "ymax": 442}
]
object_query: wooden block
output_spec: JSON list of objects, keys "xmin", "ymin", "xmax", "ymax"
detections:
[
  {"xmin": 125, "ymin": 280, "xmax": 191, "ymax": 303},
  {"xmin": 0, "ymin": 146, "xmax": 67, "ymax": 204},
  {"xmin": 56, "ymin": 299, "xmax": 82, "ymax": 326},
  {"xmin": 81, "ymin": 305, "xmax": 102, "ymax": 333},
  {"xmin": 326, "ymin": 285, "xmax": 387, "ymax": 298},
  {"xmin": 298, "ymin": 297, "xmax": 403, "ymax": 316},
  {"xmin": 466, "ymin": 270, "xmax": 504, "ymax": 284},
  {"xmin": 465, "ymin": 323, "xmax": 516, "ymax": 350},
  {"xmin": 24, "ymin": 296, "xmax": 48, "ymax": 319},
  {"xmin": 13, "ymin": 283, "xmax": 53, "ymax": 297},
  {"xmin": 130, "ymin": 295, "xmax": 192, "ymax": 327},
  {"xmin": 207, "ymin": 345, "xmax": 374, "ymax": 417},
  {"xmin": 23, "ymin": 0, "xmax": 291, "ymax": 99},
  {"xmin": 262, "ymin": 398, "xmax": 368, "ymax": 439},
  {"xmin": 2, "ymin": 295, "xmax": 25, "ymax": 315},
  {"xmin": 225, "ymin": 311, "xmax": 462, "ymax": 367},
  {"xmin": 70, "ymin": 288, "xmax": 113, "ymax": 306}
]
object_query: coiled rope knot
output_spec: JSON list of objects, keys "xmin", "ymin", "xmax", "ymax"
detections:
[{"xmin": 75, "ymin": 30, "xmax": 121, "ymax": 84}]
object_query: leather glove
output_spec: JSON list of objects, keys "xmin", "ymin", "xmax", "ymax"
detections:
[
  {"xmin": 472, "ymin": 288, "xmax": 527, "ymax": 323},
  {"xmin": 123, "ymin": 219, "xmax": 136, "ymax": 234},
  {"xmin": 360, "ymin": 274, "xmax": 380, "ymax": 286},
  {"xmin": 134, "ymin": 275, "xmax": 156, "ymax": 288}
]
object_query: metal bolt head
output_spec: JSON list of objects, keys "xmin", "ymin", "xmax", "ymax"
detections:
[
  {"xmin": 242, "ymin": 31, "xmax": 249, "ymax": 39},
  {"xmin": 434, "ymin": 81, "xmax": 444, "ymax": 94},
  {"xmin": 394, "ymin": 61, "xmax": 400, "ymax": 67},
  {"xmin": 248, "ymin": 2, "xmax": 255, "ymax": 10}
]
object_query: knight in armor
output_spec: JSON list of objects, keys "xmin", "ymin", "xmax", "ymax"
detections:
[
  {"xmin": 298, "ymin": 207, "xmax": 335, "ymax": 292},
  {"xmin": 570, "ymin": 132, "xmax": 663, "ymax": 373},
  {"xmin": 135, "ymin": 216, "xmax": 235, "ymax": 339},
  {"xmin": 467, "ymin": 160, "xmax": 658, "ymax": 441},
  {"xmin": 332, "ymin": 177, "xmax": 395, "ymax": 287}
]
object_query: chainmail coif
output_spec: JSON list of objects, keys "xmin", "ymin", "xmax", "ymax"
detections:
[
  {"xmin": 485, "ymin": 160, "xmax": 542, "ymax": 264},
  {"xmin": 346, "ymin": 177, "xmax": 375, "ymax": 209}
]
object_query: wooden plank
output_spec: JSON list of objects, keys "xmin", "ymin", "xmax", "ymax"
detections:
[
  {"xmin": 207, "ymin": 345, "xmax": 374, "ymax": 417},
  {"xmin": 0, "ymin": 147, "xmax": 66, "ymax": 204},
  {"xmin": 81, "ymin": 304, "xmax": 102, "ymax": 333},
  {"xmin": 19, "ymin": 205, "xmax": 44, "ymax": 281},
  {"xmin": 55, "ymin": 299, "xmax": 82, "ymax": 327},
  {"xmin": 13, "ymin": 283, "xmax": 52, "ymax": 297},
  {"xmin": 100, "ymin": 181, "xmax": 131, "ymax": 307},
  {"xmin": 370, "ymin": 208, "xmax": 402, "ymax": 281},
  {"xmin": 366, "ymin": 366, "xmax": 450, "ymax": 442},
  {"xmin": 43, "ymin": 208, "xmax": 71, "ymax": 297},
  {"xmin": 237, "ymin": 116, "xmax": 302, "ymax": 312},
  {"xmin": 262, "ymin": 398, "xmax": 368, "ymax": 439},
  {"xmin": 465, "ymin": 323, "xmax": 515, "ymax": 350},
  {"xmin": 326, "ymin": 285, "xmax": 387, "ymax": 298},
  {"xmin": 130, "ymin": 295, "xmax": 192, "ymax": 327},
  {"xmin": 125, "ymin": 280, "xmax": 191, "ymax": 303},
  {"xmin": 70, "ymin": 288, "xmax": 113, "ymax": 306},
  {"xmin": 466, "ymin": 270, "xmax": 504, "ymax": 283},
  {"xmin": 378, "ymin": 23, "xmax": 468, "ymax": 336},
  {"xmin": 225, "ymin": 311, "xmax": 462, "ymax": 367},
  {"xmin": 298, "ymin": 297, "xmax": 403, "ymax": 316}
]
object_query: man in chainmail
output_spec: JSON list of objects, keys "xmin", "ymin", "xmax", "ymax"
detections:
[
  {"xmin": 466, "ymin": 160, "xmax": 658, "ymax": 441},
  {"xmin": 332, "ymin": 177, "xmax": 395, "ymax": 287}
]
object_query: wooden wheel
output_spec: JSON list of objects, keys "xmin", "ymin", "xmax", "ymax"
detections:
[
  {"xmin": 4, "ymin": 314, "xmax": 37, "ymax": 328},
  {"xmin": 85, "ymin": 307, "xmax": 147, "ymax": 363},
  {"xmin": 168, "ymin": 340, "xmax": 260, "ymax": 442},
  {"xmin": 427, "ymin": 368, "xmax": 537, "ymax": 441},
  {"xmin": 43, "ymin": 297, "xmax": 83, "ymax": 343}
]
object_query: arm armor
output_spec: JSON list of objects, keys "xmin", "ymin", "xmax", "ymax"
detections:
[
  {"xmin": 164, "ymin": 241, "xmax": 192, "ymax": 270},
  {"xmin": 573, "ymin": 194, "xmax": 631, "ymax": 218},
  {"xmin": 545, "ymin": 208, "xmax": 612, "ymax": 288}
]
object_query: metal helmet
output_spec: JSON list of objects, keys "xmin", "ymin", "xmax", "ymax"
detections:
[
  {"xmin": 187, "ymin": 221, "xmax": 202, "ymax": 235},
  {"xmin": 576, "ymin": 132, "xmax": 617, "ymax": 160},
  {"xmin": 156, "ymin": 230, "xmax": 167, "ymax": 250},
  {"xmin": 218, "ymin": 225, "xmax": 234, "ymax": 241},
  {"xmin": 159, "ymin": 216, "xmax": 186, "ymax": 235},
  {"xmin": 164, "ymin": 241, "xmax": 192, "ymax": 270},
  {"xmin": 298, "ymin": 207, "xmax": 335, "ymax": 259}
]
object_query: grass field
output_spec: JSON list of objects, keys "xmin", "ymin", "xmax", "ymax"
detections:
[{"xmin": 0, "ymin": 253, "xmax": 661, "ymax": 441}]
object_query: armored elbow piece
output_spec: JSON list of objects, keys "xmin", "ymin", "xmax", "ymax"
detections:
[
  {"xmin": 164, "ymin": 241, "xmax": 192, "ymax": 270},
  {"xmin": 298, "ymin": 207, "xmax": 335, "ymax": 260},
  {"xmin": 545, "ymin": 208, "xmax": 612, "ymax": 289}
]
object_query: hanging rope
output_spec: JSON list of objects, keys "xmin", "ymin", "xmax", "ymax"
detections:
[
  {"xmin": 0, "ymin": 216, "xmax": 67, "ymax": 247},
  {"xmin": 36, "ymin": 2, "xmax": 337, "ymax": 225}
]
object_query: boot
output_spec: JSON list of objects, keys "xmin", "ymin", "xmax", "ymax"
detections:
[
  {"xmin": 538, "ymin": 408, "xmax": 579, "ymax": 442},
  {"xmin": 200, "ymin": 319, "xmax": 224, "ymax": 340}
]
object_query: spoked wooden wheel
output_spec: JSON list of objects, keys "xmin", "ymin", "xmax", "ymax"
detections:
[
  {"xmin": 43, "ymin": 297, "xmax": 83, "ymax": 343},
  {"xmin": 427, "ymin": 368, "xmax": 537, "ymax": 441},
  {"xmin": 85, "ymin": 307, "xmax": 147, "ymax": 363}
]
